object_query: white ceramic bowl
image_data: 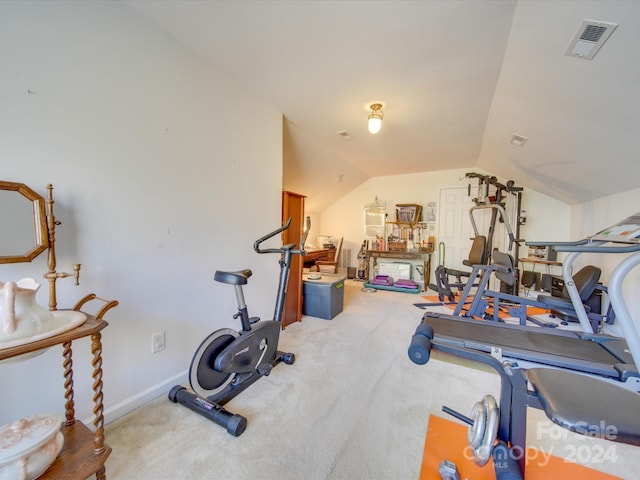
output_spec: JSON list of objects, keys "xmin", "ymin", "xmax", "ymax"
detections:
[{"xmin": 0, "ymin": 413, "xmax": 64, "ymax": 480}]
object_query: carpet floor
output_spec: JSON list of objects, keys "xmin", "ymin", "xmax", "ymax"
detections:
[{"xmin": 104, "ymin": 280, "xmax": 638, "ymax": 479}]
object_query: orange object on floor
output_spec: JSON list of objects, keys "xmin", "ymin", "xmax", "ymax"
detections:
[
  {"xmin": 420, "ymin": 415, "xmax": 621, "ymax": 480},
  {"xmin": 422, "ymin": 295, "xmax": 463, "ymax": 305},
  {"xmin": 421, "ymin": 295, "xmax": 549, "ymax": 320}
]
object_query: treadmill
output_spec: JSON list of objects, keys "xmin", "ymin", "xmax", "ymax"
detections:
[
  {"xmin": 416, "ymin": 214, "xmax": 640, "ymax": 386},
  {"xmin": 420, "ymin": 312, "xmax": 636, "ymax": 381}
]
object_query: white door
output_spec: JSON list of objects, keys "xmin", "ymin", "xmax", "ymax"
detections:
[
  {"xmin": 436, "ymin": 187, "xmax": 493, "ymax": 274},
  {"xmin": 437, "ymin": 186, "xmax": 515, "ymax": 290}
]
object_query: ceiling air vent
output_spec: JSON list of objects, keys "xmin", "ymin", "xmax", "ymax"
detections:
[{"xmin": 565, "ymin": 20, "xmax": 618, "ymax": 60}]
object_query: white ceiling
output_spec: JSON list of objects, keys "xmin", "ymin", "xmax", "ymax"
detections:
[{"xmin": 122, "ymin": 1, "xmax": 640, "ymax": 212}]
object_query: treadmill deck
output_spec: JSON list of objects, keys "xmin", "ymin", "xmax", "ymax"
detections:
[{"xmin": 422, "ymin": 312, "xmax": 636, "ymax": 380}]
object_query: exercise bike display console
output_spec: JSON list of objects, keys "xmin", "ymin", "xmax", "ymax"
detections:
[{"xmin": 169, "ymin": 217, "xmax": 310, "ymax": 436}]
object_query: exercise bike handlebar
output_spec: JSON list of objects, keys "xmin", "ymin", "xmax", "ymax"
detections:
[
  {"xmin": 253, "ymin": 216, "xmax": 311, "ymax": 256},
  {"xmin": 254, "ymin": 217, "xmax": 292, "ymax": 254}
]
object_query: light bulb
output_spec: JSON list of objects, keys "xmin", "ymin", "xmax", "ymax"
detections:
[
  {"xmin": 367, "ymin": 103, "xmax": 383, "ymax": 134},
  {"xmin": 368, "ymin": 115, "xmax": 382, "ymax": 134}
]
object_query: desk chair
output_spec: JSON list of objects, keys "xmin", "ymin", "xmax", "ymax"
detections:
[{"xmin": 315, "ymin": 237, "xmax": 343, "ymax": 274}]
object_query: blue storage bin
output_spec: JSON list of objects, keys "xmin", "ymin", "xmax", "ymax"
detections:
[{"xmin": 302, "ymin": 275, "xmax": 345, "ymax": 320}]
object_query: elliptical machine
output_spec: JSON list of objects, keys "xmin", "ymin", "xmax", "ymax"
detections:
[{"xmin": 169, "ymin": 216, "xmax": 309, "ymax": 436}]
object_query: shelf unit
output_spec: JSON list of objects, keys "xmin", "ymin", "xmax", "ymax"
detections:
[
  {"xmin": 364, "ymin": 204, "xmax": 387, "ymax": 247},
  {"xmin": 0, "ymin": 312, "xmax": 111, "ymax": 480},
  {"xmin": 385, "ymin": 221, "xmax": 434, "ymax": 251}
]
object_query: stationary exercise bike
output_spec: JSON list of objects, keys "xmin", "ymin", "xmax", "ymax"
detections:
[{"xmin": 169, "ymin": 216, "xmax": 309, "ymax": 436}]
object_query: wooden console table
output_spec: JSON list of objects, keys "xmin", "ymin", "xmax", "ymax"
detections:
[
  {"xmin": 0, "ymin": 313, "xmax": 111, "ymax": 479},
  {"xmin": 366, "ymin": 249, "xmax": 433, "ymax": 291}
]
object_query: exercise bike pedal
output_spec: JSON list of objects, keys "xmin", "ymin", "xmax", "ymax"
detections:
[
  {"xmin": 249, "ymin": 316, "xmax": 260, "ymax": 324},
  {"xmin": 257, "ymin": 363, "xmax": 273, "ymax": 376}
]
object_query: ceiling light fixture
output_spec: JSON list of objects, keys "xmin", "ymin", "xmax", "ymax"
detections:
[{"xmin": 367, "ymin": 103, "xmax": 383, "ymax": 134}]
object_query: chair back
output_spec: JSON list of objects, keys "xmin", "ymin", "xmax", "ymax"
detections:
[
  {"xmin": 316, "ymin": 237, "xmax": 343, "ymax": 274},
  {"xmin": 333, "ymin": 237, "xmax": 343, "ymax": 263}
]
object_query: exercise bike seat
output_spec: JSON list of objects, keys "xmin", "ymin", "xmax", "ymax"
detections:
[
  {"xmin": 527, "ymin": 368, "xmax": 640, "ymax": 446},
  {"xmin": 214, "ymin": 269, "xmax": 253, "ymax": 285}
]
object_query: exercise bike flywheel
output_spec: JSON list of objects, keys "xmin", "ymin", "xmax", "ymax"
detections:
[{"xmin": 189, "ymin": 328, "xmax": 239, "ymax": 399}]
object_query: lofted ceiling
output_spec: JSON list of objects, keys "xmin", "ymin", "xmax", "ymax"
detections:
[{"xmin": 122, "ymin": 1, "xmax": 640, "ymax": 212}]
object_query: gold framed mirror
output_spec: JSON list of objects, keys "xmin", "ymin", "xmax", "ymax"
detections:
[{"xmin": 0, "ymin": 180, "xmax": 49, "ymax": 264}]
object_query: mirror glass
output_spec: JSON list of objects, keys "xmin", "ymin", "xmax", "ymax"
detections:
[{"xmin": 0, "ymin": 181, "xmax": 49, "ymax": 263}]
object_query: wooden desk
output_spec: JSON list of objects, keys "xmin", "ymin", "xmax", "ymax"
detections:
[
  {"xmin": 519, "ymin": 257, "xmax": 562, "ymax": 274},
  {"xmin": 303, "ymin": 248, "xmax": 331, "ymax": 268},
  {"xmin": 366, "ymin": 249, "xmax": 433, "ymax": 291}
]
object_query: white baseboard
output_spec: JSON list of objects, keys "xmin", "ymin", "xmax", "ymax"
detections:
[{"xmin": 84, "ymin": 370, "xmax": 188, "ymax": 427}]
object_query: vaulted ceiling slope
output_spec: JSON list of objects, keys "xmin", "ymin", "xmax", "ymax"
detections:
[{"xmin": 122, "ymin": 1, "xmax": 640, "ymax": 212}]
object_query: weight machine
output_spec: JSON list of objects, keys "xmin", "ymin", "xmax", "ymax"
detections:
[{"xmin": 430, "ymin": 173, "xmax": 524, "ymax": 302}]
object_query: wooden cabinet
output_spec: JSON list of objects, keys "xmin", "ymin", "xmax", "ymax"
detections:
[
  {"xmin": 0, "ymin": 310, "xmax": 111, "ymax": 479},
  {"xmin": 282, "ymin": 191, "xmax": 306, "ymax": 329}
]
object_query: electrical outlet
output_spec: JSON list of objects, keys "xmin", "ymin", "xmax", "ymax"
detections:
[{"xmin": 152, "ymin": 331, "xmax": 165, "ymax": 354}]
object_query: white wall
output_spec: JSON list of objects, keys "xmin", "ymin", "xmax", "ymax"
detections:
[
  {"xmin": 0, "ymin": 2, "xmax": 283, "ymax": 425},
  {"xmin": 571, "ymin": 187, "xmax": 640, "ymax": 335},
  {"xmin": 320, "ymin": 167, "xmax": 571, "ymax": 277}
]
